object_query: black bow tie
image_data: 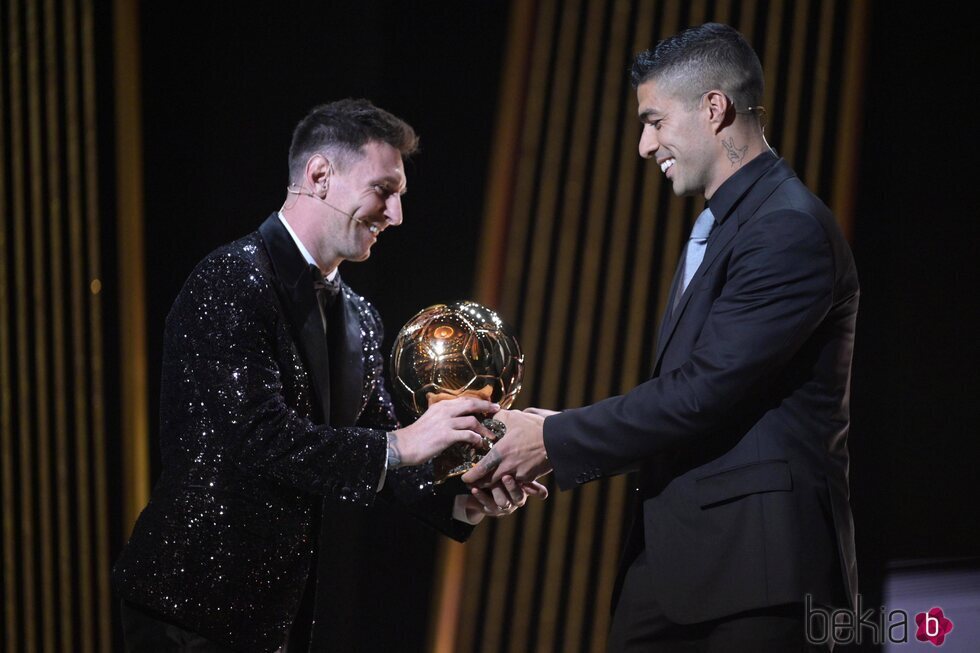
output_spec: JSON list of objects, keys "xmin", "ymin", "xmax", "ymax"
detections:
[{"xmin": 311, "ymin": 265, "xmax": 341, "ymax": 310}]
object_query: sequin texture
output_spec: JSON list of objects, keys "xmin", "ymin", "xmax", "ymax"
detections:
[{"xmin": 112, "ymin": 218, "xmax": 471, "ymax": 652}]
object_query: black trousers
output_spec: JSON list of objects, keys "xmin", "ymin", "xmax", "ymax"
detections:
[
  {"xmin": 607, "ymin": 553, "xmax": 833, "ymax": 652},
  {"xmin": 120, "ymin": 600, "xmax": 242, "ymax": 653}
]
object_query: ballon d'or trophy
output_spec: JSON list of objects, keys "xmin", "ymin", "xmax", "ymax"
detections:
[{"xmin": 390, "ymin": 301, "xmax": 524, "ymax": 483}]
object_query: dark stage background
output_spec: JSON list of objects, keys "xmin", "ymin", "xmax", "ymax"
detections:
[
  {"xmin": 4, "ymin": 1, "xmax": 976, "ymax": 651},
  {"xmin": 134, "ymin": 2, "xmax": 980, "ymax": 650}
]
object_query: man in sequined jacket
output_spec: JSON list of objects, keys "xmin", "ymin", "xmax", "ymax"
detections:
[{"xmin": 113, "ymin": 99, "xmax": 546, "ymax": 652}]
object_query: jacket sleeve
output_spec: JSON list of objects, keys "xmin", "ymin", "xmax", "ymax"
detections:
[
  {"xmin": 161, "ymin": 251, "xmax": 387, "ymax": 506},
  {"xmin": 543, "ymin": 209, "xmax": 836, "ymax": 489},
  {"xmin": 354, "ymin": 303, "xmax": 475, "ymax": 541}
]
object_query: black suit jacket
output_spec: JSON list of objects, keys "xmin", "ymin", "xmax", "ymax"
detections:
[
  {"xmin": 544, "ymin": 153, "xmax": 859, "ymax": 624},
  {"xmin": 113, "ymin": 215, "xmax": 471, "ymax": 652}
]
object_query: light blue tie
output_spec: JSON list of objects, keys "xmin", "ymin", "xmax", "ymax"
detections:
[{"xmin": 681, "ymin": 207, "xmax": 715, "ymax": 294}]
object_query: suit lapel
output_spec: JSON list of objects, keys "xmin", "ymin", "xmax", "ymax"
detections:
[
  {"xmin": 258, "ymin": 215, "xmax": 332, "ymax": 423},
  {"xmin": 652, "ymin": 158, "xmax": 796, "ymax": 373},
  {"xmin": 326, "ymin": 286, "xmax": 365, "ymax": 427}
]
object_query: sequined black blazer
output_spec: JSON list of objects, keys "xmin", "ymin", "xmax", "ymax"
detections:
[{"xmin": 113, "ymin": 215, "xmax": 471, "ymax": 652}]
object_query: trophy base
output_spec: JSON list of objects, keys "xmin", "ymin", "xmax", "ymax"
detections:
[{"xmin": 432, "ymin": 418, "xmax": 506, "ymax": 484}]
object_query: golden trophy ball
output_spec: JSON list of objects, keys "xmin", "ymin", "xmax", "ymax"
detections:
[{"xmin": 390, "ymin": 301, "xmax": 524, "ymax": 482}]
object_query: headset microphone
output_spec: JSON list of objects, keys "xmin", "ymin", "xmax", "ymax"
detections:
[{"xmin": 285, "ymin": 186, "xmax": 381, "ymax": 234}]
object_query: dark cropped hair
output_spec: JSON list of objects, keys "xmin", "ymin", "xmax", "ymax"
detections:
[
  {"xmin": 287, "ymin": 98, "xmax": 419, "ymax": 182},
  {"xmin": 630, "ymin": 23, "xmax": 764, "ymax": 111}
]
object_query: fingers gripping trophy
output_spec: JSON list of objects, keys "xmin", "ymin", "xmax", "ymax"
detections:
[{"xmin": 390, "ymin": 301, "xmax": 524, "ymax": 483}]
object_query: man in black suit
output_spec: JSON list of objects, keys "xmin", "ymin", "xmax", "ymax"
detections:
[
  {"xmin": 113, "ymin": 99, "xmax": 545, "ymax": 652},
  {"xmin": 463, "ymin": 23, "xmax": 858, "ymax": 651}
]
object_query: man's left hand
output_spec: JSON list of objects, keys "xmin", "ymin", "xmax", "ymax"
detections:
[
  {"xmin": 461, "ymin": 476, "xmax": 548, "ymax": 522},
  {"xmin": 461, "ymin": 409, "xmax": 552, "ymax": 486}
]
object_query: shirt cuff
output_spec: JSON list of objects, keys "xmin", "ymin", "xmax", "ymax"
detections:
[{"xmin": 377, "ymin": 432, "xmax": 391, "ymax": 492}]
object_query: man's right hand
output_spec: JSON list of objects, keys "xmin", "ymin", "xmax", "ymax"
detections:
[{"xmin": 388, "ymin": 397, "xmax": 499, "ymax": 467}]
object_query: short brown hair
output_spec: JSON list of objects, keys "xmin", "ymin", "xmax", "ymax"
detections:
[{"xmin": 287, "ymin": 98, "xmax": 419, "ymax": 182}]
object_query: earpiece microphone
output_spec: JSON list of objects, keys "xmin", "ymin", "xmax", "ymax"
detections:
[{"xmin": 286, "ymin": 186, "xmax": 381, "ymax": 234}]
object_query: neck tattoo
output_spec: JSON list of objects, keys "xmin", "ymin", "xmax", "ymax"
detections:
[{"xmin": 722, "ymin": 137, "xmax": 749, "ymax": 167}]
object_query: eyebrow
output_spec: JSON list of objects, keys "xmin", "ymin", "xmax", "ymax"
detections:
[
  {"xmin": 373, "ymin": 175, "xmax": 408, "ymax": 194},
  {"xmin": 638, "ymin": 109, "xmax": 662, "ymax": 122}
]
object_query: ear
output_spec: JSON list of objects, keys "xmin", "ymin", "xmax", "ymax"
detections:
[
  {"xmin": 703, "ymin": 90, "xmax": 734, "ymax": 132},
  {"xmin": 305, "ymin": 154, "xmax": 333, "ymax": 194}
]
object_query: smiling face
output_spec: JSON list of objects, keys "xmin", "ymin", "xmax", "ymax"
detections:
[
  {"xmin": 636, "ymin": 79, "xmax": 717, "ymax": 198},
  {"xmin": 316, "ymin": 140, "xmax": 407, "ymax": 264}
]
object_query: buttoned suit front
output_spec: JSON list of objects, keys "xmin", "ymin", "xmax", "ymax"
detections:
[{"xmin": 544, "ymin": 152, "xmax": 859, "ymax": 630}]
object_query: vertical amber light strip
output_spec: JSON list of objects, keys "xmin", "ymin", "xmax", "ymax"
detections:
[
  {"xmin": 520, "ymin": 1, "xmax": 586, "ymax": 649},
  {"xmin": 429, "ymin": 2, "xmax": 539, "ymax": 652},
  {"xmin": 63, "ymin": 0, "xmax": 93, "ymax": 647},
  {"xmin": 0, "ymin": 3, "xmax": 18, "ymax": 649},
  {"xmin": 761, "ymin": 0, "xmax": 784, "ymax": 142},
  {"xmin": 82, "ymin": 0, "xmax": 113, "ymax": 648},
  {"xmin": 9, "ymin": 0, "xmax": 38, "ymax": 650},
  {"xmin": 456, "ymin": 3, "xmax": 559, "ymax": 651},
  {"xmin": 831, "ymin": 0, "xmax": 868, "ymax": 241},
  {"xmin": 803, "ymin": 0, "xmax": 835, "ymax": 192},
  {"xmin": 26, "ymin": 0, "xmax": 58, "ymax": 648},
  {"xmin": 112, "ymin": 0, "xmax": 150, "ymax": 536},
  {"xmin": 532, "ymin": 0, "xmax": 606, "ymax": 647},
  {"xmin": 777, "ymin": 0, "xmax": 809, "ymax": 165},
  {"xmin": 44, "ymin": 0, "xmax": 75, "ymax": 648}
]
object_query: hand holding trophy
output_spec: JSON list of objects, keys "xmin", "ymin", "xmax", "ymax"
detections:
[{"xmin": 390, "ymin": 301, "xmax": 524, "ymax": 483}]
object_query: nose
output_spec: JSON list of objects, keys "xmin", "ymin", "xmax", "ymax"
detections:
[
  {"xmin": 384, "ymin": 193, "xmax": 403, "ymax": 226},
  {"xmin": 638, "ymin": 124, "xmax": 658, "ymax": 159}
]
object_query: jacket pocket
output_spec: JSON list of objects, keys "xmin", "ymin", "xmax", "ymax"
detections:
[{"xmin": 695, "ymin": 459, "xmax": 792, "ymax": 508}]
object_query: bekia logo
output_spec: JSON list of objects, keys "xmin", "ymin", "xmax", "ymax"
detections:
[
  {"xmin": 805, "ymin": 595, "xmax": 955, "ymax": 646},
  {"xmin": 915, "ymin": 607, "xmax": 954, "ymax": 646}
]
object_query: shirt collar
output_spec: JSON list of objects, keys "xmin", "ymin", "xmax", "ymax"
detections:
[
  {"xmin": 704, "ymin": 149, "xmax": 778, "ymax": 224},
  {"xmin": 277, "ymin": 211, "xmax": 338, "ymax": 282}
]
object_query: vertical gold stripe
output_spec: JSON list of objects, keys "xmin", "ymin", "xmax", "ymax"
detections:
[
  {"xmin": 27, "ymin": 0, "xmax": 58, "ymax": 647},
  {"xmin": 591, "ymin": 0, "xmax": 654, "ymax": 407},
  {"xmin": 687, "ymin": 0, "xmax": 708, "ymax": 26},
  {"xmin": 564, "ymin": 0, "xmax": 631, "ymax": 408},
  {"xmin": 524, "ymin": 1, "xmax": 586, "ymax": 648},
  {"xmin": 713, "ymin": 0, "xmax": 731, "ymax": 25},
  {"xmin": 428, "ymin": 540, "xmax": 466, "ymax": 653},
  {"xmin": 552, "ymin": 3, "xmax": 619, "ymax": 649},
  {"xmin": 458, "ymin": 2, "xmax": 559, "ymax": 650},
  {"xmin": 832, "ymin": 0, "xmax": 868, "ymax": 241},
  {"xmin": 803, "ymin": 0, "xmax": 835, "ymax": 190},
  {"xmin": 433, "ymin": 3, "xmax": 539, "ymax": 646},
  {"xmin": 777, "ymin": 0, "xmax": 809, "ymax": 164},
  {"xmin": 63, "ymin": 1, "xmax": 92, "ymax": 649},
  {"xmin": 473, "ymin": 2, "xmax": 538, "ymax": 308},
  {"xmin": 43, "ymin": 0, "xmax": 75, "ymax": 648},
  {"xmin": 761, "ymin": 0, "xmax": 784, "ymax": 139},
  {"xmin": 736, "ymin": 0, "xmax": 759, "ymax": 46},
  {"xmin": 455, "ymin": 518, "xmax": 491, "ymax": 651},
  {"xmin": 502, "ymin": 501, "xmax": 547, "ymax": 651},
  {"xmin": 112, "ymin": 0, "xmax": 150, "ymax": 537},
  {"xmin": 589, "ymin": 478, "xmax": 629, "ymax": 652},
  {"xmin": 0, "ymin": 4, "xmax": 18, "ymax": 650},
  {"xmin": 498, "ymin": 0, "xmax": 559, "ymax": 325},
  {"xmin": 82, "ymin": 0, "xmax": 113, "ymax": 648},
  {"xmin": 537, "ymin": 0, "xmax": 604, "ymax": 411},
  {"xmin": 517, "ymin": 0, "xmax": 581, "ymax": 398},
  {"xmin": 10, "ymin": 0, "xmax": 39, "ymax": 649},
  {"xmin": 559, "ymin": 493, "xmax": 599, "ymax": 653}
]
